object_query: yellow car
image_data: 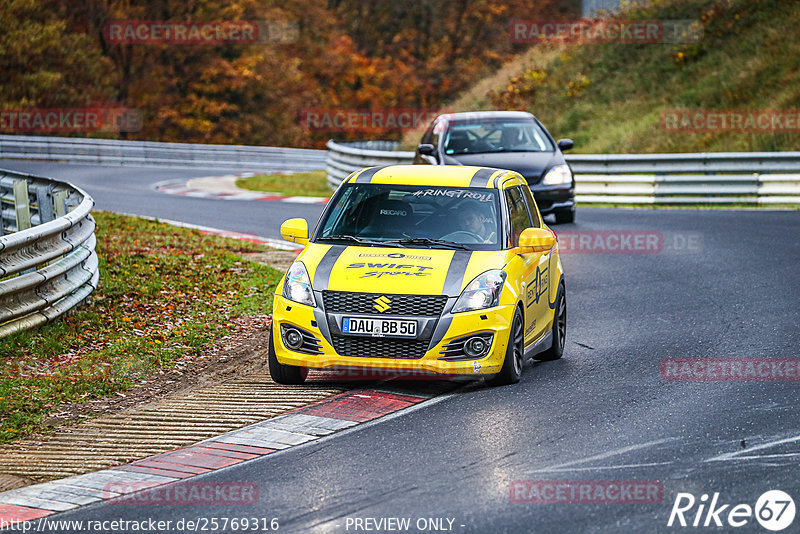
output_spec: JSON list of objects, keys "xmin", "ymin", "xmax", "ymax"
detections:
[{"xmin": 269, "ymin": 164, "xmax": 566, "ymax": 386}]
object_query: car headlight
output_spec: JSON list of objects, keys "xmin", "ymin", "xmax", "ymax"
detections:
[
  {"xmin": 282, "ymin": 262, "xmax": 316, "ymax": 307},
  {"xmin": 452, "ymin": 270, "xmax": 506, "ymax": 313},
  {"xmin": 542, "ymin": 164, "xmax": 573, "ymax": 185}
]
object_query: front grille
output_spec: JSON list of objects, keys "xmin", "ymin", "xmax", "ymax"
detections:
[
  {"xmin": 322, "ymin": 291, "xmax": 447, "ymax": 316},
  {"xmin": 331, "ymin": 335, "xmax": 430, "ymax": 359}
]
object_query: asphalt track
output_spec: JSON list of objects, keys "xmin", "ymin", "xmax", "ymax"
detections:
[
  {"xmin": 0, "ymin": 161, "xmax": 325, "ymax": 241},
  {"xmin": 3, "ymin": 161, "xmax": 800, "ymax": 533}
]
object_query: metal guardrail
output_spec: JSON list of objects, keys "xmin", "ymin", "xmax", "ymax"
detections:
[
  {"xmin": 0, "ymin": 134, "xmax": 327, "ymax": 172},
  {"xmin": 0, "ymin": 169, "xmax": 98, "ymax": 338},
  {"xmin": 326, "ymin": 140, "xmax": 800, "ymax": 204}
]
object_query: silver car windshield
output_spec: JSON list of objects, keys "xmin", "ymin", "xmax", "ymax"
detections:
[
  {"xmin": 443, "ymin": 119, "xmax": 554, "ymax": 155},
  {"xmin": 316, "ymin": 184, "xmax": 502, "ymax": 251}
]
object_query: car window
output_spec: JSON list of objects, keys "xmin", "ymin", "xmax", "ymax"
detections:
[
  {"xmin": 504, "ymin": 186, "xmax": 534, "ymax": 247},
  {"xmin": 316, "ymin": 184, "xmax": 502, "ymax": 250},
  {"xmin": 443, "ymin": 119, "xmax": 554, "ymax": 155},
  {"xmin": 519, "ymin": 185, "xmax": 542, "ymax": 228},
  {"xmin": 420, "ymin": 123, "xmax": 434, "ymax": 144}
]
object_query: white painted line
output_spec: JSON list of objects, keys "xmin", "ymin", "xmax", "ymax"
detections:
[
  {"xmin": 706, "ymin": 433, "xmax": 800, "ymax": 463},
  {"xmin": 525, "ymin": 437, "xmax": 680, "ymax": 474},
  {"xmin": 283, "ymin": 196, "xmax": 329, "ymax": 203},
  {"xmin": 524, "ymin": 461, "xmax": 674, "ymax": 473}
]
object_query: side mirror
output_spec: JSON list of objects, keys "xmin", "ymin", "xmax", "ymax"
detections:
[
  {"xmin": 518, "ymin": 227, "xmax": 556, "ymax": 253},
  {"xmin": 557, "ymin": 139, "xmax": 574, "ymax": 152},
  {"xmin": 417, "ymin": 144, "xmax": 436, "ymax": 156},
  {"xmin": 280, "ymin": 218, "xmax": 309, "ymax": 245}
]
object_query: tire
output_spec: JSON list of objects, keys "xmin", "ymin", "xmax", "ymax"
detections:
[
  {"xmin": 268, "ymin": 327, "xmax": 308, "ymax": 385},
  {"xmin": 554, "ymin": 208, "xmax": 575, "ymax": 224},
  {"xmin": 486, "ymin": 307, "xmax": 524, "ymax": 386},
  {"xmin": 535, "ymin": 283, "xmax": 566, "ymax": 361}
]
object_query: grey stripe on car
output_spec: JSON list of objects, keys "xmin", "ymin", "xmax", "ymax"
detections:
[
  {"xmin": 469, "ymin": 168, "xmax": 496, "ymax": 188},
  {"xmin": 353, "ymin": 166, "xmax": 389, "ymax": 183}
]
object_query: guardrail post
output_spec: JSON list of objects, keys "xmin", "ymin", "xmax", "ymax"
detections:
[
  {"xmin": 35, "ymin": 185, "xmax": 55, "ymax": 223},
  {"xmin": 13, "ymin": 179, "xmax": 31, "ymax": 231},
  {"xmin": 53, "ymin": 190, "xmax": 68, "ymax": 217}
]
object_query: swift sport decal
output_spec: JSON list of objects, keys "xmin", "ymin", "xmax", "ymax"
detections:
[{"xmin": 347, "ymin": 263, "xmax": 434, "ymax": 278}]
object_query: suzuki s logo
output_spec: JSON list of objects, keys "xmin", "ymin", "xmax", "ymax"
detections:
[{"xmin": 374, "ymin": 296, "xmax": 391, "ymax": 313}]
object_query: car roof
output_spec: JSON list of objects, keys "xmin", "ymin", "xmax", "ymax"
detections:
[
  {"xmin": 438, "ymin": 110, "xmax": 536, "ymax": 122},
  {"xmin": 344, "ymin": 164, "xmax": 525, "ymax": 189}
]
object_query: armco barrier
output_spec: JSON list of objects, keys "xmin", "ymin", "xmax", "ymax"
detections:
[
  {"xmin": 0, "ymin": 169, "xmax": 98, "ymax": 338},
  {"xmin": 326, "ymin": 140, "xmax": 800, "ymax": 204},
  {"xmin": 0, "ymin": 134, "xmax": 326, "ymax": 172}
]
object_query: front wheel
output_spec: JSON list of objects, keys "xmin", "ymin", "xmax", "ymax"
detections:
[
  {"xmin": 268, "ymin": 327, "xmax": 308, "ymax": 385},
  {"xmin": 486, "ymin": 307, "xmax": 524, "ymax": 386},
  {"xmin": 535, "ymin": 283, "xmax": 566, "ymax": 361}
]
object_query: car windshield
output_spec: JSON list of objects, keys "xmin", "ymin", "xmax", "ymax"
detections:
[
  {"xmin": 316, "ymin": 184, "xmax": 502, "ymax": 250},
  {"xmin": 443, "ymin": 118, "xmax": 554, "ymax": 155}
]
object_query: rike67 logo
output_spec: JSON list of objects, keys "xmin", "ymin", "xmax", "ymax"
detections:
[{"xmin": 668, "ymin": 490, "xmax": 795, "ymax": 531}]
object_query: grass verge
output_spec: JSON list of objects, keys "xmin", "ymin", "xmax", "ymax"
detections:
[
  {"xmin": 235, "ymin": 170, "xmax": 331, "ymax": 197},
  {"xmin": 0, "ymin": 212, "xmax": 283, "ymax": 444},
  {"xmin": 426, "ymin": 0, "xmax": 799, "ymax": 154}
]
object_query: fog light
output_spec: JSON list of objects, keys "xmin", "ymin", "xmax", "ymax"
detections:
[
  {"xmin": 284, "ymin": 327, "xmax": 303, "ymax": 349},
  {"xmin": 464, "ymin": 336, "xmax": 489, "ymax": 358}
]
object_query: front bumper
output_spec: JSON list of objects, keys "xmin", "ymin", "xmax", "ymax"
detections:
[
  {"xmin": 530, "ymin": 183, "xmax": 575, "ymax": 214},
  {"xmin": 272, "ymin": 294, "xmax": 515, "ymax": 376}
]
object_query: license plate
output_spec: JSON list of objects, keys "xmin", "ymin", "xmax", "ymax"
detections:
[{"xmin": 341, "ymin": 317, "xmax": 417, "ymax": 337}]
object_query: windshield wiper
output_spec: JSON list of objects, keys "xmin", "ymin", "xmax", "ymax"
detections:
[
  {"xmin": 317, "ymin": 235, "xmax": 405, "ymax": 247},
  {"xmin": 394, "ymin": 237, "xmax": 469, "ymax": 250}
]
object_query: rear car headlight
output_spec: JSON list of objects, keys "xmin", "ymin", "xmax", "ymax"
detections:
[
  {"xmin": 282, "ymin": 262, "xmax": 316, "ymax": 307},
  {"xmin": 542, "ymin": 164, "xmax": 573, "ymax": 185},
  {"xmin": 452, "ymin": 270, "xmax": 506, "ymax": 313}
]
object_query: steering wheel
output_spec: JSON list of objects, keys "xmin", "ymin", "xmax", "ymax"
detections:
[{"xmin": 441, "ymin": 230, "xmax": 484, "ymax": 243}]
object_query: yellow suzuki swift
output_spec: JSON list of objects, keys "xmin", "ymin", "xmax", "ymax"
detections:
[{"xmin": 270, "ymin": 164, "xmax": 566, "ymax": 386}]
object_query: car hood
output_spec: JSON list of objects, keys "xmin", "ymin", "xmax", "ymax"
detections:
[
  {"xmin": 449, "ymin": 151, "xmax": 563, "ymax": 183},
  {"xmin": 297, "ymin": 245, "xmax": 513, "ymax": 297}
]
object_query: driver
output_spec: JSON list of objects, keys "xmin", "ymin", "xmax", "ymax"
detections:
[{"xmin": 456, "ymin": 200, "xmax": 495, "ymax": 243}]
